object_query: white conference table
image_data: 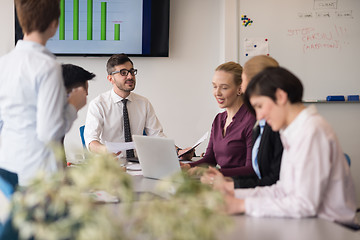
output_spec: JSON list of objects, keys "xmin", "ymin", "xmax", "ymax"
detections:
[{"xmin": 129, "ymin": 174, "xmax": 360, "ymax": 240}]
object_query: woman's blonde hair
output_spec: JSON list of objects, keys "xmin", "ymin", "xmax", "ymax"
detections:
[
  {"xmin": 243, "ymin": 55, "xmax": 279, "ymax": 81},
  {"xmin": 215, "ymin": 61, "xmax": 243, "ymax": 86}
]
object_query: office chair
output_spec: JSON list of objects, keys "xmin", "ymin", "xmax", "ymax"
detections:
[
  {"xmin": 342, "ymin": 154, "xmax": 360, "ymax": 217},
  {"xmin": 0, "ymin": 169, "xmax": 19, "ymax": 239},
  {"xmin": 79, "ymin": 125, "xmax": 86, "ymax": 148},
  {"xmin": 344, "ymin": 153, "xmax": 351, "ymax": 166}
]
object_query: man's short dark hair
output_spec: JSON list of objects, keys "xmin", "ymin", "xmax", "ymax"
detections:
[
  {"xmin": 244, "ymin": 67, "xmax": 303, "ymax": 109},
  {"xmin": 62, "ymin": 64, "xmax": 96, "ymax": 92},
  {"xmin": 106, "ymin": 54, "xmax": 134, "ymax": 75},
  {"xmin": 15, "ymin": 0, "xmax": 61, "ymax": 34}
]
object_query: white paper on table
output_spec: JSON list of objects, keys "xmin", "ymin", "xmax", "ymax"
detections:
[
  {"xmin": 126, "ymin": 170, "xmax": 143, "ymax": 176},
  {"xmin": 126, "ymin": 163, "xmax": 142, "ymax": 171},
  {"xmin": 105, "ymin": 141, "xmax": 135, "ymax": 153}
]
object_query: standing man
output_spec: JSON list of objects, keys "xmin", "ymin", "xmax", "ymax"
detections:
[
  {"xmin": 84, "ymin": 54, "xmax": 165, "ymax": 157},
  {"xmin": 0, "ymin": 0, "xmax": 87, "ymax": 186}
]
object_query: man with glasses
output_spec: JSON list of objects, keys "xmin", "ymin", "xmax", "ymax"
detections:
[{"xmin": 84, "ymin": 54, "xmax": 168, "ymax": 157}]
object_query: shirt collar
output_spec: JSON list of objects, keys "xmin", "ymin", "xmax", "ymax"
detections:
[
  {"xmin": 222, "ymin": 104, "xmax": 248, "ymax": 122},
  {"xmin": 16, "ymin": 40, "xmax": 55, "ymax": 59},
  {"xmin": 111, "ymin": 89, "xmax": 133, "ymax": 103},
  {"xmin": 280, "ymin": 104, "xmax": 318, "ymax": 149},
  {"xmin": 259, "ymin": 119, "xmax": 266, "ymax": 127},
  {"xmin": 253, "ymin": 119, "xmax": 266, "ymax": 131}
]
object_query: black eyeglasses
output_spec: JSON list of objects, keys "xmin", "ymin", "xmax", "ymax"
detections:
[{"xmin": 111, "ymin": 68, "xmax": 138, "ymax": 76}]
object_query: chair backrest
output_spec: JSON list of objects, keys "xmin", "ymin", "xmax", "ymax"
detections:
[
  {"xmin": 0, "ymin": 169, "xmax": 18, "ymax": 238},
  {"xmin": 79, "ymin": 125, "xmax": 146, "ymax": 149},
  {"xmin": 344, "ymin": 153, "xmax": 351, "ymax": 166},
  {"xmin": 79, "ymin": 125, "xmax": 86, "ymax": 148}
]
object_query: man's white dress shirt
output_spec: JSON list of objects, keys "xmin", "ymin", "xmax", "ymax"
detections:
[
  {"xmin": 235, "ymin": 105, "xmax": 357, "ymax": 223},
  {"xmin": 84, "ymin": 90, "xmax": 165, "ymax": 157},
  {"xmin": 0, "ymin": 40, "xmax": 77, "ymax": 186}
]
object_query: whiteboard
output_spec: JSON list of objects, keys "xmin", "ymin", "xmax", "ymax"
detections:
[{"xmin": 238, "ymin": 0, "xmax": 360, "ymax": 100}]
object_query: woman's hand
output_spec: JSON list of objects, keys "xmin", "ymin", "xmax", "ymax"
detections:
[
  {"xmin": 201, "ymin": 167, "xmax": 244, "ymax": 214},
  {"xmin": 187, "ymin": 166, "xmax": 206, "ymax": 176},
  {"xmin": 179, "ymin": 163, "xmax": 204, "ymax": 177},
  {"xmin": 180, "ymin": 162, "xmax": 191, "ymax": 170},
  {"xmin": 178, "ymin": 147, "xmax": 195, "ymax": 161},
  {"xmin": 201, "ymin": 167, "xmax": 234, "ymax": 195},
  {"xmin": 201, "ymin": 167, "xmax": 219, "ymax": 184},
  {"xmin": 224, "ymin": 195, "xmax": 246, "ymax": 215}
]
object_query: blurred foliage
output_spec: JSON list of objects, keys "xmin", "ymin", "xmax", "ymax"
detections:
[{"xmin": 11, "ymin": 152, "xmax": 232, "ymax": 240}]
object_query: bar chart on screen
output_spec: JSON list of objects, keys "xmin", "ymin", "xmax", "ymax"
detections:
[{"xmin": 47, "ymin": 0, "xmax": 143, "ymax": 54}]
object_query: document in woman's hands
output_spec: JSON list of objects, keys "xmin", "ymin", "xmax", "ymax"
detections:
[{"xmin": 178, "ymin": 131, "xmax": 209, "ymax": 158}]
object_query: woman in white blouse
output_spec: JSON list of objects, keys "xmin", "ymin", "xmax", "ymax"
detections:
[{"xmin": 203, "ymin": 67, "xmax": 357, "ymax": 224}]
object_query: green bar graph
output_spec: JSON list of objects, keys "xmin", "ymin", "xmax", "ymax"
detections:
[
  {"xmin": 114, "ymin": 24, "xmax": 120, "ymax": 40},
  {"xmin": 73, "ymin": 0, "xmax": 79, "ymax": 40},
  {"xmin": 101, "ymin": 2, "xmax": 107, "ymax": 40},
  {"xmin": 59, "ymin": 0, "xmax": 65, "ymax": 40},
  {"xmin": 58, "ymin": 1, "xmax": 120, "ymax": 41},
  {"xmin": 87, "ymin": 0, "xmax": 93, "ymax": 40}
]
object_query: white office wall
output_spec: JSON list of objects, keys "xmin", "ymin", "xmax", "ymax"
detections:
[
  {"xmin": 0, "ymin": 0, "xmax": 359, "ymax": 205},
  {"xmin": 58, "ymin": 0, "xmax": 226, "ymax": 159},
  {"xmin": 0, "ymin": 0, "xmax": 229, "ymax": 156}
]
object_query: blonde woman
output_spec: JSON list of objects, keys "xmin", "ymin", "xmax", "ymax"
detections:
[
  {"xmin": 182, "ymin": 62, "xmax": 256, "ymax": 177},
  {"xmin": 202, "ymin": 55, "xmax": 283, "ymax": 188}
]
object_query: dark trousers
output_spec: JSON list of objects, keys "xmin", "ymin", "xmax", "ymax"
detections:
[{"xmin": 0, "ymin": 168, "xmax": 19, "ymax": 240}]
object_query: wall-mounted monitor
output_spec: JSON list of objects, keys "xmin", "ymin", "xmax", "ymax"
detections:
[{"xmin": 15, "ymin": 0, "xmax": 170, "ymax": 57}]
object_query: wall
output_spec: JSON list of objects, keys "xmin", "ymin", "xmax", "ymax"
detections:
[
  {"xmin": 0, "ymin": 0, "xmax": 359, "ymax": 206},
  {"xmin": 59, "ymin": 0, "xmax": 224, "ymax": 159},
  {"xmin": 0, "ymin": 0, "xmax": 226, "ymax": 157}
]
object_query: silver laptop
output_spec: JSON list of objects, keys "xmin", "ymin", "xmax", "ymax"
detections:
[{"xmin": 132, "ymin": 135, "xmax": 181, "ymax": 179}]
